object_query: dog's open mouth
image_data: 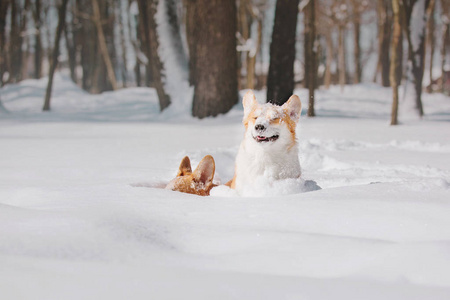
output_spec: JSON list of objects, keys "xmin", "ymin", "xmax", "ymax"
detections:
[{"xmin": 254, "ymin": 135, "xmax": 279, "ymax": 143}]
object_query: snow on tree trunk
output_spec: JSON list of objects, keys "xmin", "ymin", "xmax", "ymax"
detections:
[
  {"xmin": 154, "ymin": 0, "xmax": 191, "ymax": 115},
  {"xmin": 137, "ymin": 0, "xmax": 171, "ymax": 112}
]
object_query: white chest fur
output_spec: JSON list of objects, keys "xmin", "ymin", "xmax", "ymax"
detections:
[{"xmin": 234, "ymin": 138, "xmax": 301, "ymax": 194}]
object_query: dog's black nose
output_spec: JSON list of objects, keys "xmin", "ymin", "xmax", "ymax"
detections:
[{"xmin": 255, "ymin": 124, "xmax": 265, "ymax": 131}]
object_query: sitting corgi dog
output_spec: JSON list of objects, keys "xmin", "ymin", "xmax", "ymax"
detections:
[
  {"xmin": 227, "ymin": 91, "xmax": 302, "ymax": 194},
  {"xmin": 165, "ymin": 155, "xmax": 216, "ymax": 196}
]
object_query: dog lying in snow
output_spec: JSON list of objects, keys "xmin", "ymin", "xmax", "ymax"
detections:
[
  {"xmin": 226, "ymin": 91, "xmax": 302, "ymax": 194},
  {"xmin": 166, "ymin": 90, "xmax": 303, "ymax": 196},
  {"xmin": 165, "ymin": 155, "xmax": 216, "ymax": 196}
]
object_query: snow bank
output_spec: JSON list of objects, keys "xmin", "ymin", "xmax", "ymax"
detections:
[
  {"xmin": 1, "ymin": 76, "xmax": 450, "ymax": 299},
  {"xmin": 211, "ymin": 177, "xmax": 321, "ymax": 197}
]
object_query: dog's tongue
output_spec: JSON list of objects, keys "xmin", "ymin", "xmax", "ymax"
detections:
[{"xmin": 257, "ymin": 136, "xmax": 267, "ymax": 141}]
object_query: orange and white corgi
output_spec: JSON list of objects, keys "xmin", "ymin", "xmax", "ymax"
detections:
[
  {"xmin": 165, "ymin": 155, "xmax": 216, "ymax": 196},
  {"xmin": 227, "ymin": 91, "xmax": 302, "ymax": 194}
]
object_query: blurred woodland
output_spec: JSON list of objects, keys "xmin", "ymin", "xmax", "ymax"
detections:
[{"xmin": 0, "ymin": 0, "xmax": 449, "ymax": 123}]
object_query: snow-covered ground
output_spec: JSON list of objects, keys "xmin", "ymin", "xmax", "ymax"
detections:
[{"xmin": 1, "ymin": 75, "xmax": 450, "ymax": 299}]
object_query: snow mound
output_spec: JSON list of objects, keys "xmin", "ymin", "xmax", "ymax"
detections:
[{"xmin": 210, "ymin": 177, "xmax": 321, "ymax": 197}]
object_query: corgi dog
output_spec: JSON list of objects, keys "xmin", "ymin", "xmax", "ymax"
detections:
[
  {"xmin": 227, "ymin": 91, "xmax": 302, "ymax": 194},
  {"xmin": 165, "ymin": 155, "xmax": 216, "ymax": 196}
]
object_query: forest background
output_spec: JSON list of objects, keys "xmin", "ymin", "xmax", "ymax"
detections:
[{"xmin": 0, "ymin": 0, "xmax": 449, "ymax": 123}]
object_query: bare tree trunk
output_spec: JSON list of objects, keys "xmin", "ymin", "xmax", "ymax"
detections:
[
  {"xmin": 303, "ymin": 1, "xmax": 311, "ymax": 89},
  {"xmin": 380, "ymin": 0, "xmax": 391, "ymax": 87},
  {"xmin": 237, "ymin": 0, "xmax": 248, "ymax": 89},
  {"xmin": 20, "ymin": 0, "xmax": 31, "ymax": 80},
  {"xmin": 403, "ymin": 0, "xmax": 431, "ymax": 117},
  {"xmin": 134, "ymin": 63, "xmax": 141, "ymax": 87},
  {"xmin": 247, "ymin": 15, "xmax": 262, "ymax": 90},
  {"xmin": 64, "ymin": 4, "xmax": 77, "ymax": 84},
  {"xmin": 441, "ymin": 0, "xmax": 450, "ymax": 93},
  {"xmin": 127, "ymin": 1, "xmax": 143, "ymax": 87},
  {"xmin": 92, "ymin": 0, "xmax": 118, "ymax": 90},
  {"xmin": 32, "ymin": 0, "xmax": 43, "ymax": 79},
  {"xmin": 43, "ymin": 3, "xmax": 52, "ymax": 64},
  {"xmin": 351, "ymin": 0, "xmax": 362, "ymax": 84},
  {"xmin": 0, "ymin": 0, "xmax": 7, "ymax": 111},
  {"xmin": 396, "ymin": 23, "xmax": 403, "ymax": 84},
  {"xmin": 184, "ymin": 0, "xmax": 197, "ymax": 86},
  {"xmin": 21, "ymin": 31, "xmax": 30, "ymax": 80},
  {"xmin": 267, "ymin": 0, "xmax": 300, "ymax": 105},
  {"xmin": 254, "ymin": 17, "xmax": 264, "ymax": 89},
  {"xmin": 0, "ymin": 0, "xmax": 10, "ymax": 86},
  {"xmin": 117, "ymin": 0, "xmax": 128, "ymax": 88},
  {"xmin": 9, "ymin": 0, "xmax": 22, "ymax": 83},
  {"xmin": 390, "ymin": 0, "xmax": 402, "ymax": 125},
  {"xmin": 304, "ymin": 0, "xmax": 316, "ymax": 116},
  {"xmin": 374, "ymin": 0, "xmax": 391, "ymax": 86},
  {"xmin": 338, "ymin": 24, "xmax": 346, "ymax": 91},
  {"xmin": 191, "ymin": 0, "xmax": 238, "ymax": 118},
  {"xmin": 43, "ymin": 0, "xmax": 69, "ymax": 111},
  {"xmin": 244, "ymin": 1, "xmax": 264, "ymax": 90},
  {"xmin": 425, "ymin": 0, "xmax": 436, "ymax": 92},
  {"xmin": 324, "ymin": 31, "xmax": 333, "ymax": 89},
  {"xmin": 139, "ymin": 10, "xmax": 152, "ymax": 87},
  {"xmin": 77, "ymin": 0, "xmax": 96, "ymax": 92}
]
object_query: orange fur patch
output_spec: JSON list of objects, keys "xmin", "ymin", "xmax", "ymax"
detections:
[
  {"xmin": 282, "ymin": 110, "xmax": 298, "ymax": 150},
  {"xmin": 166, "ymin": 156, "xmax": 216, "ymax": 196},
  {"xmin": 243, "ymin": 107, "xmax": 258, "ymax": 129}
]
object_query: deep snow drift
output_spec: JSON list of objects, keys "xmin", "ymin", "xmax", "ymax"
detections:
[{"xmin": 1, "ymin": 75, "xmax": 450, "ymax": 299}]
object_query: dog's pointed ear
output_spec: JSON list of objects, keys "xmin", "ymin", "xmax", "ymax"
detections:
[
  {"xmin": 177, "ymin": 156, "xmax": 192, "ymax": 177},
  {"xmin": 282, "ymin": 95, "xmax": 302, "ymax": 122},
  {"xmin": 243, "ymin": 90, "xmax": 258, "ymax": 118},
  {"xmin": 192, "ymin": 155, "xmax": 215, "ymax": 186}
]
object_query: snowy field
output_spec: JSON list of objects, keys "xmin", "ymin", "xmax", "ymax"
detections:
[{"xmin": 1, "ymin": 75, "xmax": 450, "ymax": 299}]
